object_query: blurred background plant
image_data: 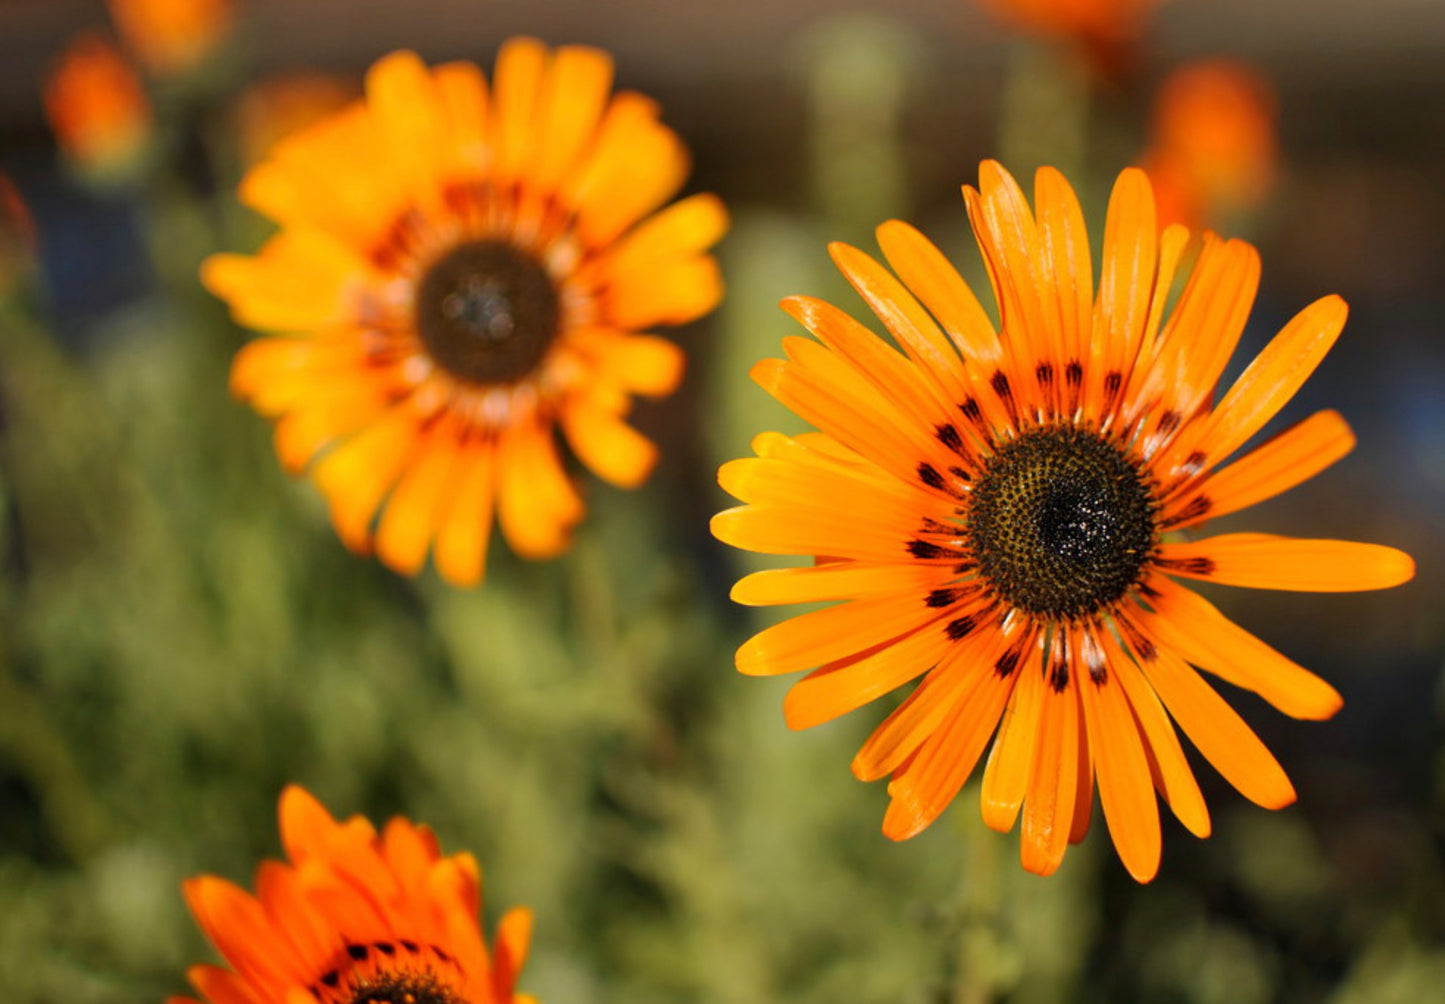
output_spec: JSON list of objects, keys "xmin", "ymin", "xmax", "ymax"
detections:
[{"xmin": 1, "ymin": 1, "xmax": 1442, "ymax": 1003}]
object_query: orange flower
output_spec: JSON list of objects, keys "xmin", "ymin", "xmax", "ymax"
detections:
[
  {"xmin": 232, "ymin": 73, "xmax": 360, "ymax": 167},
  {"xmin": 978, "ymin": 0, "xmax": 1161, "ymax": 70},
  {"xmin": 107, "ymin": 0, "xmax": 232, "ymax": 77},
  {"xmin": 204, "ymin": 42, "xmax": 726, "ymax": 586},
  {"xmin": 43, "ymin": 32, "xmax": 153, "ymax": 180},
  {"xmin": 1141, "ymin": 60, "xmax": 1278, "ymax": 230},
  {"xmin": 711, "ymin": 162, "xmax": 1414, "ymax": 882},
  {"xmin": 172, "ymin": 786, "xmax": 537, "ymax": 1004}
]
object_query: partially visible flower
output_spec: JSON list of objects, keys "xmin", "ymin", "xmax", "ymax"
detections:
[
  {"xmin": 204, "ymin": 42, "xmax": 726, "ymax": 586},
  {"xmin": 0, "ymin": 171, "xmax": 37, "ymax": 292},
  {"xmin": 712, "ymin": 161, "xmax": 1414, "ymax": 881},
  {"xmin": 978, "ymin": 0, "xmax": 1161, "ymax": 72},
  {"xmin": 1141, "ymin": 60, "xmax": 1278, "ymax": 231},
  {"xmin": 43, "ymin": 32, "xmax": 153, "ymax": 182},
  {"xmin": 232, "ymin": 73, "xmax": 359, "ymax": 167},
  {"xmin": 171, "ymin": 785, "xmax": 538, "ymax": 1004},
  {"xmin": 107, "ymin": 0, "xmax": 233, "ymax": 78}
]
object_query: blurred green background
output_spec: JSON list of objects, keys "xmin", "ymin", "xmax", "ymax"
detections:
[{"xmin": 1, "ymin": 1, "xmax": 1443, "ymax": 1002}]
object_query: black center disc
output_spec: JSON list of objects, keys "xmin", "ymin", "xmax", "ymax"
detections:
[
  {"xmin": 414, "ymin": 239, "xmax": 561, "ymax": 385},
  {"xmin": 346, "ymin": 970, "xmax": 462, "ymax": 1004},
  {"xmin": 967, "ymin": 426, "xmax": 1156, "ymax": 620}
]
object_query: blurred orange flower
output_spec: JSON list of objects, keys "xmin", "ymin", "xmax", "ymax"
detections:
[
  {"xmin": 232, "ymin": 73, "xmax": 359, "ymax": 167},
  {"xmin": 1141, "ymin": 60, "xmax": 1278, "ymax": 230},
  {"xmin": 43, "ymin": 32, "xmax": 153, "ymax": 181},
  {"xmin": 171, "ymin": 786, "xmax": 537, "ymax": 1004},
  {"xmin": 205, "ymin": 43, "xmax": 726, "ymax": 585},
  {"xmin": 978, "ymin": 0, "xmax": 1161, "ymax": 70},
  {"xmin": 107, "ymin": 0, "xmax": 233, "ymax": 77}
]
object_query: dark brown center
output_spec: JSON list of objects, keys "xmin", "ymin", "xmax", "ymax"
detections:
[
  {"xmin": 967, "ymin": 426, "xmax": 1156, "ymax": 620},
  {"xmin": 414, "ymin": 239, "xmax": 560, "ymax": 384},
  {"xmin": 345, "ymin": 969, "xmax": 464, "ymax": 1004}
]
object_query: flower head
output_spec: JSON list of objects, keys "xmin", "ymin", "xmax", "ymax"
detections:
[
  {"xmin": 978, "ymin": 0, "xmax": 1161, "ymax": 69},
  {"xmin": 204, "ymin": 42, "xmax": 726, "ymax": 585},
  {"xmin": 43, "ymin": 32, "xmax": 153, "ymax": 181},
  {"xmin": 107, "ymin": 0, "xmax": 233, "ymax": 78},
  {"xmin": 1141, "ymin": 60, "xmax": 1278, "ymax": 231},
  {"xmin": 171, "ymin": 786, "xmax": 536, "ymax": 1004},
  {"xmin": 711, "ymin": 162, "xmax": 1414, "ymax": 881}
]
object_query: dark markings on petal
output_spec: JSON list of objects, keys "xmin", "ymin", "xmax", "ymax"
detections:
[
  {"xmin": 953, "ymin": 561, "xmax": 974, "ymax": 575},
  {"xmin": 948, "ymin": 465, "xmax": 972, "ymax": 482},
  {"xmin": 1118, "ymin": 618, "xmax": 1157, "ymax": 661},
  {"xmin": 321, "ymin": 971, "xmax": 341, "ymax": 989},
  {"xmin": 1049, "ymin": 662, "xmax": 1069, "ymax": 692},
  {"xmin": 1181, "ymin": 450, "xmax": 1208, "ymax": 477},
  {"xmin": 1104, "ymin": 371, "xmax": 1123, "ymax": 399},
  {"xmin": 908, "ymin": 539, "xmax": 954, "ymax": 560},
  {"xmin": 927, "ymin": 587, "xmax": 962, "ymax": 608},
  {"xmin": 1036, "ymin": 362, "xmax": 1055, "ymax": 390},
  {"xmin": 1136, "ymin": 580, "xmax": 1161, "ymax": 600},
  {"xmin": 918, "ymin": 462, "xmax": 947, "ymax": 491},
  {"xmin": 995, "ymin": 647, "xmax": 1021, "ymax": 678},
  {"xmin": 1065, "ymin": 360, "xmax": 1084, "ymax": 387},
  {"xmin": 1159, "ymin": 556, "xmax": 1216, "ymax": 575},
  {"xmin": 991, "ymin": 369, "xmax": 1012, "ymax": 402},
  {"xmin": 1157, "ymin": 410, "xmax": 1181, "ymax": 437},
  {"xmin": 946, "ymin": 614, "xmax": 978, "ymax": 639},
  {"xmin": 936, "ymin": 423, "xmax": 965, "ymax": 454},
  {"xmin": 920, "ymin": 516, "xmax": 955, "ymax": 535},
  {"xmin": 433, "ymin": 946, "xmax": 453, "ymax": 964},
  {"xmin": 960, "ymin": 398, "xmax": 984, "ymax": 424},
  {"xmin": 1166, "ymin": 495, "xmax": 1212, "ymax": 525},
  {"xmin": 375, "ymin": 942, "xmax": 396, "ymax": 957},
  {"xmin": 348, "ymin": 944, "xmax": 369, "ymax": 962},
  {"xmin": 400, "ymin": 940, "xmax": 420, "ymax": 954},
  {"xmin": 1089, "ymin": 660, "xmax": 1108, "ymax": 685}
]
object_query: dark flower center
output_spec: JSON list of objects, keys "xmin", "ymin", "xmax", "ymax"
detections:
[
  {"xmin": 345, "ymin": 969, "xmax": 464, "ymax": 1004},
  {"xmin": 415, "ymin": 239, "xmax": 560, "ymax": 384},
  {"xmin": 967, "ymin": 426, "xmax": 1156, "ymax": 620}
]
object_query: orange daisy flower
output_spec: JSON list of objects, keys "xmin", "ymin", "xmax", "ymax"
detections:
[
  {"xmin": 172, "ymin": 786, "xmax": 537, "ymax": 1004},
  {"xmin": 107, "ymin": 0, "xmax": 233, "ymax": 78},
  {"xmin": 43, "ymin": 32, "xmax": 153, "ymax": 180},
  {"xmin": 978, "ymin": 0, "xmax": 1161, "ymax": 67},
  {"xmin": 1141, "ymin": 60, "xmax": 1278, "ymax": 231},
  {"xmin": 203, "ymin": 42, "xmax": 726, "ymax": 585},
  {"xmin": 711, "ymin": 161, "xmax": 1414, "ymax": 882}
]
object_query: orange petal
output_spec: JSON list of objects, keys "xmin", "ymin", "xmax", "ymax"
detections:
[
  {"xmin": 1019, "ymin": 671, "xmax": 1080, "ymax": 876},
  {"xmin": 730, "ymin": 562, "xmax": 943, "ymax": 606},
  {"xmin": 604, "ymin": 254, "xmax": 722, "ymax": 329},
  {"xmin": 310, "ymin": 406, "xmax": 422, "ymax": 552},
  {"xmin": 590, "ymin": 193, "xmax": 728, "ymax": 287},
  {"xmin": 364, "ymin": 51, "xmax": 445, "ymax": 212},
  {"xmin": 492, "ymin": 906, "xmax": 534, "ymax": 999},
  {"xmin": 490, "ymin": 37, "xmax": 547, "ymax": 188},
  {"xmin": 374, "ymin": 422, "xmax": 463, "ymax": 577},
  {"xmin": 1088, "ymin": 167, "xmax": 1157, "ymax": 420},
  {"xmin": 856, "ymin": 624, "xmax": 1013, "ymax": 782},
  {"xmin": 1163, "ymin": 409, "xmax": 1354, "ymax": 528},
  {"xmin": 1033, "ymin": 165, "xmax": 1093, "ymax": 369},
  {"xmin": 572, "ymin": 329, "xmax": 684, "ymax": 397},
  {"xmin": 880, "ymin": 664, "xmax": 1015, "ymax": 840},
  {"xmin": 432, "ymin": 60, "xmax": 490, "ymax": 177},
  {"xmin": 1194, "ymin": 294, "xmax": 1349, "ymax": 466},
  {"xmin": 185, "ymin": 964, "xmax": 269, "ymax": 1004},
  {"xmin": 495, "ymin": 420, "xmax": 583, "ymax": 560},
  {"xmin": 183, "ymin": 877, "xmax": 309, "ymax": 988},
  {"xmin": 979, "ymin": 633, "xmax": 1043, "ymax": 832},
  {"xmin": 1130, "ymin": 627, "xmax": 1296, "ymax": 809},
  {"xmin": 782, "ymin": 616, "xmax": 959, "ymax": 729},
  {"xmin": 1159, "ymin": 533, "xmax": 1414, "ymax": 592},
  {"xmin": 560, "ymin": 404, "xmax": 658, "ymax": 489},
  {"xmin": 1080, "ymin": 655, "xmax": 1162, "ymax": 882},
  {"xmin": 1135, "ymin": 575, "xmax": 1342, "ymax": 720},
  {"xmin": 1100, "ymin": 631, "xmax": 1210, "ymax": 837},
  {"xmin": 874, "ymin": 218, "xmax": 1000, "ymax": 366},
  {"xmin": 430, "ymin": 437, "xmax": 497, "ymax": 587},
  {"xmin": 530, "ymin": 45, "xmax": 613, "ymax": 192},
  {"xmin": 737, "ymin": 592, "xmax": 945, "ymax": 677}
]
